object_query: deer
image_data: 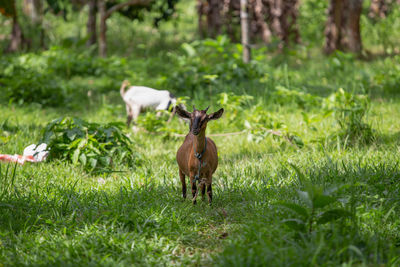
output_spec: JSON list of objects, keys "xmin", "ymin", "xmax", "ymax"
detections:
[{"xmin": 175, "ymin": 105, "xmax": 224, "ymax": 205}]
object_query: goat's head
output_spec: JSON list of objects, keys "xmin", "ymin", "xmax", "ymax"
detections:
[{"xmin": 176, "ymin": 105, "xmax": 224, "ymax": 135}]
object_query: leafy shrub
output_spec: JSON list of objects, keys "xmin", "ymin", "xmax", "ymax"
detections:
[
  {"xmin": 44, "ymin": 47, "xmax": 128, "ymax": 78},
  {"xmin": 165, "ymin": 36, "xmax": 265, "ymax": 94},
  {"xmin": 324, "ymin": 88, "xmax": 374, "ymax": 144},
  {"xmin": 0, "ymin": 61, "xmax": 68, "ymax": 106},
  {"xmin": 373, "ymin": 55, "xmax": 400, "ymax": 95},
  {"xmin": 273, "ymin": 85, "xmax": 321, "ymax": 110},
  {"xmin": 137, "ymin": 112, "xmax": 166, "ymax": 133},
  {"xmin": 278, "ymin": 165, "xmax": 352, "ymax": 233},
  {"xmin": 40, "ymin": 117, "xmax": 137, "ymax": 172},
  {"xmin": 244, "ymin": 106, "xmax": 303, "ymax": 147}
]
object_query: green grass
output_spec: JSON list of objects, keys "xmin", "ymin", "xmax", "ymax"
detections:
[
  {"xmin": 2, "ymin": 0, "xmax": 400, "ymax": 266},
  {"xmin": 2, "ymin": 86, "xmax": 400, "ymax": 266}
]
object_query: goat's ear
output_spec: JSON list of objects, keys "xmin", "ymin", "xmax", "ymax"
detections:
[
  {"xmin": 208, "ymin": 108, "xmax": 224, "ymax": 121},
  {"xmin": 175, "ymin": 105, "xmax": 191, "ymax": 119}
]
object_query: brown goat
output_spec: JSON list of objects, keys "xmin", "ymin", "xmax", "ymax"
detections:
[{"xmin": 175, "ymin": 105, "xmax": 224, "ymax": 205}]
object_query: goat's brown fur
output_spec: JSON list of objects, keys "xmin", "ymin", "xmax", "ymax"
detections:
[{"xmin": 175, "ymin": 105, "xmax": 224, "ymax": 204}]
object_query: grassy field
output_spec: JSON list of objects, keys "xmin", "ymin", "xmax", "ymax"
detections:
[{"xmin": 1, "ymin": 1, "xmax": 400, "ymax": 266}]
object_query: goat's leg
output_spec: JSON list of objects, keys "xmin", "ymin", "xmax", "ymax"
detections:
[
  {"xmin": 200, "ymin": 183, "xmax": 206, "ymax": 201},
  {"xmin": 126, "ymin": 105, "xmax": 133, "ymax": 126},
  {"xmin": 131, "ymin": 105, "xmax": 141, "ymax": 122},
  {"xmin": 179, "ymin": 169, "xmax": 186, "ymax": 199},
  {"xmin": 206, "ymin": 182, "xmax": 212, "ymax": 205},
  {"xmin": 190, "ymin": 176, "xmax": 197, "ymax": 204}
]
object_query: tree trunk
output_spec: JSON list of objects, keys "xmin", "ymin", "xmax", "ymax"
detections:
[
  {"xmin": 324, "ymin": 0, "xmax": 363, "ymax": 54},
  {"xmin": 87, "ymin": 0, "xmax": 97, "ymax": 46},
  {"xmin": 341, "ymin": 0, "xmax": 362, "ymax": 53},
  {"xmin": 207, "ymin": 0, "xmax": 223, "ymax": 37},
  {"xmin": 6, "ymin": 1, "xmax": 24, "ymax": 53},
  {"xmin": 369, "ymin": 0, "xmax": 388, "ymax": 18},
  {"xmin": 241, "ymin": 0, "xmax": 251, "ymax": 63},
  {"xmin": 280, "ymin": 0, "xmax": 300, "ymax": 46},
  {"xmin": 252, "ymin": 0, "xmax": 271, "ymax": 44},
  {"xmin": 97, "ymin": 0, "xmax": 151, "ymax": 57},
  {"xmin": 98, "ymin": 0, "xmax": 107, "ymax": 57},
  {"xmin": 197, "ymin": 0, "xmax": 208, "ymax": 37}
]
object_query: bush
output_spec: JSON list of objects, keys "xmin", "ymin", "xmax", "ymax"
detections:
[
  {"xmin": 272, "ymin": 86, "xmax": 321, "ymax": 110},
  {"xmin": 324, "ymin": 88, "xmax": 374, "ymax": 144},
  {"xmin": 0, "ymin": 66, "xmax": 68, "ymax": 107},
  {"xmin": 40, "ymin": 117, "xmax": 138, "ymax": 172},
  {"xmin": 44, "ymin": 47, "xmax": 128, "ymax": 78},
  {"xmin": 165, "ymin": 36, "xmax": 265, "ymax": 94}
]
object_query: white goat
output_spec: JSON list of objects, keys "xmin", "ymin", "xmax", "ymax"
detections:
[{"xmin": 120, "ymin": 80, "xmax": 177, "ymax": 126}]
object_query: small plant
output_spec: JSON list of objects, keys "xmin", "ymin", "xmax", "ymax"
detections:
[
  {"xmin": 137, "ymin": 112, "xmax": 166, "ymax": 133},
  {"xmin": 278, "ymin": 165, "xmax": 352, "ymax": 233},
  {"xmin": 40, "ymin": 117, "xmax": 137, "ymax": 172},
  {"xmin": 273, "ymin": 86, "xmax": 321, "ymax": 110},
  {"xmin": 324, "ymin": 88, "xmax": 374, "ymax": 144}
]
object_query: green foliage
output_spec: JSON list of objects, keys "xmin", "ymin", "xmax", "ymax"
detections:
[
  {"xmin": 165, "ymin": 36, "xmax": 264, "ymax": 94},
  {"xmin": 324, "ymin": 88, "xmax": 374, "ymax": 144},
  {"xmin": 137, "ymin": 112, "xmax": 166, "ymax": 133},
  {"xmin": 0, "ymin": 58, "xmax": 69, "ymax": 106},
  {"xmin": 45, "ymin": 47, "xmax": 128, "ymax": 78},
  {"xmin": 273, "ymin": 85, "xmax": 321, "ymax": 110},
  {"xmin": 40, "ymin": 117, "xmax": 137, "ymax": 172},
  {"xmin": 278, "ymin": 165, "xmax": 352, "ymax": 233}
]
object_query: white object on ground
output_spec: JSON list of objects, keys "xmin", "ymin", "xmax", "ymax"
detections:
[{"xmin": 0, "ymin": 143, "xmax": 49, "ymax": 165}]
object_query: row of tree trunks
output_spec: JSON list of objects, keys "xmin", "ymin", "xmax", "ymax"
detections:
[
  {"xmin": 369, "ymin": 0, "xmax": 388, "ymax": 18},
  {"xmin": 197, "ymin": 0, "xmax": 300, "ymax": 47},
  {"xmin": 324, "ymin": 0, "xmax": 363, "ymax": 54}
]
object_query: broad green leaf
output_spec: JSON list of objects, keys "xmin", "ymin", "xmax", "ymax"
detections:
[
  {"xmin": 72, "ymin": 149, "xmax": 80, "ymax": 165},
  {"xmin": 277, "ymin": 202, "xmax": 309, "ymax": 219},
  {"xmin": 297, "ymin": 190, "xmax": 312, "ymax": 208},
  {"xmin": 79, "ymin": 153, "xmax": 87, "ymax": 166},
  {"xmin": 317, "ymin": 209, "xmax": 352, "ymax": 224},
  {"xmin": 181, "ymin": 43, "xmax": 196, "ymax": 57},
  {"xmin": 290, "ymin": 163, "xmax": 306, "ymax": 184},
  {"xmin": 282, "ymin": 219, "xmax": 306, "ymax": 232},
  {"xmin": 89, "ymin": 158, "xmax": 98, "ymax": 169},
  {"xmin": 313, "ymin": 194, "xmax": 335, "ymax": 209}
]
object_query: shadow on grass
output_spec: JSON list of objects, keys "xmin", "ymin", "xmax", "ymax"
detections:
[{"xmin": 1, "ymin": 157, "xmax": 400, "ymax": 265}]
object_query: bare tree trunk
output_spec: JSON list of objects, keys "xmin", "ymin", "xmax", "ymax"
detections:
[
  {"xmin": 87, "ymin": 0, "xmax": 97, "ymax": 46},
  {"xmin": 207, "ymin": 0, "xmax": 223, "ymax": 37},
  {"xmin": 197, "ymin": 0, "xmax": 208, "ymax": 38},
  {"xmin": 280, "ymin": 0, "xmax": 300, "ymax": 46},
  {"xmin": 341, "ymin": 0, "xmax": 362, "ymax": 53},
  {"xmin": 241, "ymin": 0, "xmax": 251, "ymax": 63},
  {"xmin": 22, "ymin": 0, "xmax": 43, "ymax": 49},
  {"xmin": 324, "ymin": 0, "xmax": 363, "ymax": 54},
  {"xmin": 33, "ymin": 0, "xmax": 45, "ymax": 49},
  {"xmin": 252, "ymin": 0, "xmax": 271, "ymax": 44},
  {"xmin": 269, "ymin": 0, "xmax": 283, "ymax": 38},
  {"xmin": 98, "ymin": 0, "xmax": 107, "ymax": 57},
  {"xmin": 369, "ymin": 0, "xmax": 388, "ymax": 18},
  {"xmin": 6, "ymin": 1, "xmax": 24, "ymax": 53}
]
